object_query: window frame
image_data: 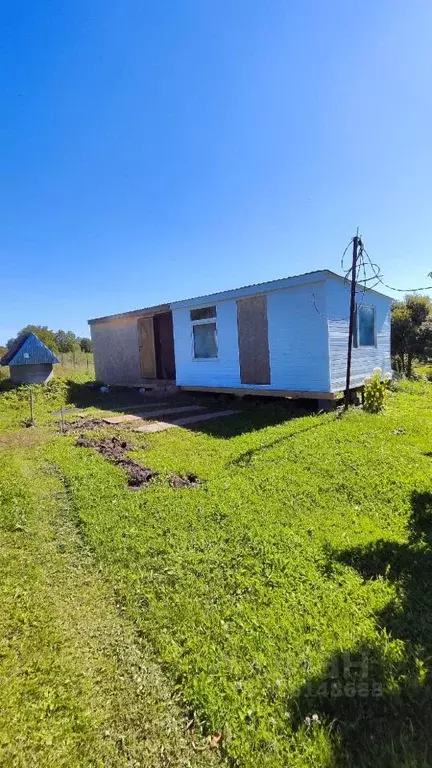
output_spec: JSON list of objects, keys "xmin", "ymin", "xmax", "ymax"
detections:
[
  {"xmin": 190, "ymin": 306, "xmax": 219, "ymax": 361},
  {"xmin": 354, "ymin": 304, "xmax": 377, "ymax": 348}
]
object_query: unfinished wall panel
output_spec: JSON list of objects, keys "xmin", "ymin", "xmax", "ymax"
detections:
[
  {"xmin": 237, "ymin": 295, "xmax": 271, "ymax": 385},
  {"xmin": 91, "ymin": 317, "xmax": 142, "ymax": 385},
  {"xmin": 137, "ymin": 316, "xmax": 157, "ymax": 378}
]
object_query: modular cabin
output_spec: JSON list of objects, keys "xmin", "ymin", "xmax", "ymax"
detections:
[
  {"xmin": 89, "ymin": 270, "xmax": 392, "ymax": 401},
  {"xmin": 0, "ymin": 332, "xmax": 59, "ymax": 384}
]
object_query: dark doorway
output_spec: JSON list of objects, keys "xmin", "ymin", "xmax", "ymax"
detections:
[{"xmin": 153, "ymin": 312, "xmax": 176, "ymax": 380}]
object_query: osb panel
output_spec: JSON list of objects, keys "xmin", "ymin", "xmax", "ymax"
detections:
[
  {"xmin": 91, "ymin": 320, "xmax": 142, "ymax": 385},
  {"xmin": 237, "ymin": 295, "xmax": 271, "ymax": 385},
  {"xmin": 137, "ymin": 316, "xmax": 157, "ymax": 378}
]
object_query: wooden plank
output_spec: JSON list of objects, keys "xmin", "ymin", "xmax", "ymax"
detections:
[
  {"xmin": 103, "ymin": 414, "xmax": 143, "ymax": 424},
  {"xmin": 137, "ymin": 316, "xmax": 157, "ymax": 378},
  {"xmin": 179, "ymin": 385, "xmax": 338, "ymax": 400},
  {"xmin": 103, "ymin": 405, "xmax": 205, "ymax": 425},
  {"xmin": 237, "ymin": 295, "xmax": 270, "ymax": 385},
  {"xmin": 106, "ymin": 402, "xmax": 167, "ymax": 412},
  {"xmin": 133, "ymin": 421, "xmax": 174, "ymax": 433},
  {"xmin": 134, "ymin": 410, "xmax": 240, "ymax": 433}
]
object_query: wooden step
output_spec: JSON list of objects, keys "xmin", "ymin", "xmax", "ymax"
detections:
[
  {"xmin": 108, "ymin": 402, "xmax": 167, "ymax": 412},
  {"xmin": 103, "ymin": 405, "xmax": 205, "ymax": 425},
  {"xmin": 133, "ymin": 409, "xmax": 240, "ymax": 433}
]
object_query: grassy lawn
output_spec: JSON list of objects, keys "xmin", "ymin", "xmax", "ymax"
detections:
[
  {"xmin": 414, "ymin": 362, "xmax": 432, "ymax": 378},
  {"xmin": 1, "ymin": 375, "xmax": 432, "ymax": 766}
]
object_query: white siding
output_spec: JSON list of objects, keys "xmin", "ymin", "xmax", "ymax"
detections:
[
  {"xmin": 326, "ymin": 278, "xmax": 392, "ymax": 392},
  {"xmin": 172, "ymin": 281, "xmax": 331, "ymax": 392}
]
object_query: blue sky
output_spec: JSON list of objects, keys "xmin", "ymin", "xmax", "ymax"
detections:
[{"xmin": 1, "ymin": 1, "xmax": 432, "ymax": 343}]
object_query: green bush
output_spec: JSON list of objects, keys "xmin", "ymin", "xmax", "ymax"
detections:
[{"xmin": 363, "ymin": 368, "xmax": 387, "ymax": 413}]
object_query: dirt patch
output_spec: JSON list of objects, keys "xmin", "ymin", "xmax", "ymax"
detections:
[
  {"xmin": 62, "ymin": 418, "xmax": 109, "ymax": 433},
  {"xmin": 168, "ymin": 473, "xmax": 201, "ymax": 489},
  {"xmin": 0, "ymin": 429, "xmax": 49, "ymax": 451},
  {"xmin": 76, "ymin": 435, "xmax": 157, "ymax": 488}
]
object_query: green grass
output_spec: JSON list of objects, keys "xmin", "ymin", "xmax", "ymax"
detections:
[
  {"xmin": 0, "ymin": 436, "xmax": 219, "ymax": 766},
  {"xmin": 1, "ymin": 378, "xmax": 432, "ymax": 766},
  {"xmin": 413, "ymin": 362, "xmax": 432, "ymax": 378}
]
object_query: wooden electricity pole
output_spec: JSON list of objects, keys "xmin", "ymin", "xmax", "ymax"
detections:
[{"xmin": 344, "ymin": 233, "xmax": 361, "ymax": 409}]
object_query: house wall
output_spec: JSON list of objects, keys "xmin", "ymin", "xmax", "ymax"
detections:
[
  {"xmin": 326, "ymin": 278, "xmax": 392, "ymax": 391},
  {"xmin": 90, "ymin": 317, "xmax": 141, "ymax": 385},
  {"xmin": 10, "ymin": 364, "xmax": 54, "ymax": 384},
  {"xmin": 172, "ymin": 281, "xmax": 331, "ymax": 392}
]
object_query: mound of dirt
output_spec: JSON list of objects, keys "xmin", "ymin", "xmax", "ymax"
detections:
[
  {"xmin": 169, "ymin": 473, "xmax": 201, "ymax": 489},
  {"xmin": 76, "ymin": 435, "xmax": 157, "ymax": 488},
  {"xmin": 62, "ymin": 418, "xmax": 108, "ymax": 433}
]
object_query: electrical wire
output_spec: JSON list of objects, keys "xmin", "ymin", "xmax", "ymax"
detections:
[
  {"xmin": 313, "ymin": 234, "xmax": 432, "ymax": 323},
  {"xmin": 361, "ymin": 247, "xmax": 432, "ymax": 294}
]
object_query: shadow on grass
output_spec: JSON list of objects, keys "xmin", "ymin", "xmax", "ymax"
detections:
[
  {"xmin": 229, "ymin": 417, "xmax": 335, "ymax": 466},
  {"xmin": 292, "ymin": 490, "xmax": 432, "ymax": 767},
  {"xmin": 180, "ymin": 396, "xmax": 316, "ymax": 439},
  {"xmin": 65, "ymin": 381, "xmax": 315, "ymax": 438},
  {"xmin": 64, "ymin": 380, "xmax": 197, "ymax": 413}
]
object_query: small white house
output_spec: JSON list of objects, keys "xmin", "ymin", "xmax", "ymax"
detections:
[{"xmin": 89, "ymin": 270, "xmax": 392, "ymax": 401}]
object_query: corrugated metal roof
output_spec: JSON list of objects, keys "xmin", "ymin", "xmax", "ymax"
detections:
[
  {"xmin": 88, "ymin": 303, "xmax": 170, "ymax": 326},
  {"xmin": 171, "ymin": 270, "xmax": 331, "ymax": 309},
  {"xmin": 87, "ymin": 269, "xmax": 392, "ymax": 325},
  {"xmin": 1, "ymin": 333, "xmax": 59, "ymax": 366}
]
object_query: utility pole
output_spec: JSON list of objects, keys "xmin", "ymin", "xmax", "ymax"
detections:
[{"xmin": 344, "ymin": 232, "xmax": 361, "ymax": 409}]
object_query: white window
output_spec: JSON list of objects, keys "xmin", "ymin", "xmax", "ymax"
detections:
[
  {"xmin": 190, "ymin": 306, "xmax": 218, "ymax": 359},
  {"xmin": 354, "ymin": 305, "xmax": 376, "ymax": 347}
]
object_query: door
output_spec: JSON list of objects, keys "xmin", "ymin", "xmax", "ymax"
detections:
[
  {"xmin": 153, "ymin": 312, "xmax": 176, "ymax": 380},
  {"xmin": 237, "ymin": 295, "xmax": 271, "ymax": 385},
  {"xmin": 137, "ymin": 316, "xmax": 157, "ymax": 378}
]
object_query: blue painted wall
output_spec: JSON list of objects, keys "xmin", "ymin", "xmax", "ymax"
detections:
[
  {"xmin": 172, "ymin": 280, "xmax": 331, "ymax": 392},
  {"xmin": 326, "ymin": 278, "xmax": 392, "ymax": 391}
]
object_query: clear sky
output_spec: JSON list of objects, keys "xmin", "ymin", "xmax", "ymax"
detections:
[{"xmin": 1, "ymin": 1, "xmax": 432, "ymax": 343}]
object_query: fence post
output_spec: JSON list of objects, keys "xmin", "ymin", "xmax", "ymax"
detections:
[{"xmin": 29, "ymin": 390, "xmax": 35, "ymax": 426}]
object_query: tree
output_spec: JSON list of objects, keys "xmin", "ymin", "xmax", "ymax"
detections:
[
  {"xmin": 6, "ymin": 325, "xmax": 59, "ymax": 354},
  {"xmin": 55, "ymin": 330, "xmax": 79, "ymax": 353},
  {"xmin": 416, "ymin": 320, "xmax": 432, "ymax": 362},
  {"xmin": 391, "ymin": 295, "xmax": 432, "ymax": 376},
  {"xmin": 79, "ymin": 337, "xmax": 92, "ymax": 353}
]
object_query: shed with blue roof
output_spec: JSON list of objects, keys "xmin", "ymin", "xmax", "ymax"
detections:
[{"xmin": 0, "ymin": 333, "xmax": 59, "ymax": 384}]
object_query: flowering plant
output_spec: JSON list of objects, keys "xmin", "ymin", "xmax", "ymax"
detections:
[{"xmin": 363, "ymin": 367, "xmax": 387, "ymax": 413}]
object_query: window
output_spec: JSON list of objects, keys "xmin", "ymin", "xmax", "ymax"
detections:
[
  {"xmin": 190, "ymin": 306, "xmax": 216, "ymax": 321},
  {"xmin": 190, "ymin": 306, "xmax": 218, "ymax": 359},
  {"xmin": 356, "ymin": 305, "xmax": 376, "ymax": 347}
]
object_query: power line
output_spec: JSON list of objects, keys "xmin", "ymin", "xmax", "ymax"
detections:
[
  {"xmin": 361, "ymin": 247, "xmax": 432, "ymax": 294},
  {"xmin": 312, "ymin": 234, "xmax": 432, "ymax": 325}
]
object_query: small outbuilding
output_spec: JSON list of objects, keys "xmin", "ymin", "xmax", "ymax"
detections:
[{"xmin": 0, "ymin": 333, "xmax": 59, "ymax": 384}]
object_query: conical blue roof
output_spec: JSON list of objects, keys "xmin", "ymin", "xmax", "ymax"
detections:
[{"xmin": 1, "ymin": 333, "xmax": 59, "ymax": 366}]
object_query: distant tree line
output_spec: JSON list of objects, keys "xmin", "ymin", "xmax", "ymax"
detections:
[{"xmin": 4, "ymin": 325, "xmax": 92, "ymax": 356}]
